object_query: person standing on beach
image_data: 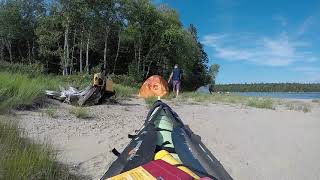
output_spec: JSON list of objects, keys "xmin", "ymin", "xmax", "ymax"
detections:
[{"xmin": 168, "ymin": 64, "xmax": 183, "ymax": 97}]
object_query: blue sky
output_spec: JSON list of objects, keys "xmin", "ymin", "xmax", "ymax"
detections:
[{"xmin": 153, "ymin": 0, "xmax": 320, "ymax": 83}]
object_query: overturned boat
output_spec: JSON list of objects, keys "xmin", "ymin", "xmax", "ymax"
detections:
[{"xmin": 101, "ymin": 100, "xmax": 232, "ymax": 180}]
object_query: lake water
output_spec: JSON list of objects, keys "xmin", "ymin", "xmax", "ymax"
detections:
[{"xmin": 235, "ymin": 92, "xmax": 320, "ymax": 100}]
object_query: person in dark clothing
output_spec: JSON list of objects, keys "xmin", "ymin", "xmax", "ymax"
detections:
[{"xmin": 168, "ymin": 64, "xmax": 182, "ymax": 97}]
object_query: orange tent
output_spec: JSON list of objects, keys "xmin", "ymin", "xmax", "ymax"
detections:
[{"xmin": 139, "ymin": 75, "xmax": 169, "ymax": 98}]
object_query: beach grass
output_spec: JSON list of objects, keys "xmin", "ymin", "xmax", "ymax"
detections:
[
  {"xmin": 283, "ymin": 102, "xmax": 312, "ymax": 113},
  {"xmin": 246, "ymin": 98, "xmax": 274, "ymax": 109},
  {"xmin": 0, "ymin": 118, "xmax": 77, "ymax": 180},
  {"xmin": 46, "ymin": 106, "xmax": 57, "ymax": 118},
  {"xmin": 145, "ymin": 97, "xmax": 158, "ymax": 108},
  {"xmin": 302, "ymin": 105, "xmax": 311, "ymax": 113},
  {"xmin": 176, "ymin": 92, "xmax": 275, "ymax": 109},
  {"xmin": 69, "ymin": 107, "xmax": 91, "ymax": 119},
  {"xmin": 0, "ymin": 72, "xmax": 60, "ymax": 113}
]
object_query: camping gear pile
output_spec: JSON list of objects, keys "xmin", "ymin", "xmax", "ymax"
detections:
[
  {"xmin": 139, "ymin": 75, "xmax": 169, "ymax": 98},
  {"xmin": 46, "ymin": 73, "xmax": 115, "ymax": 106},
  {"xmin": 101, "ymin": 101, "xmax": 232, "ymax": 180}
]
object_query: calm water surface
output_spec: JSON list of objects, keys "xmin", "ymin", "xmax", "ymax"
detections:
[{"xmin": 235, "ymin": 92, "xmax": 320, "ymax": 100}]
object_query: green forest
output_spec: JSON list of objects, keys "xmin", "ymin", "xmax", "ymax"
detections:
[
  {"xmin": 0, "ymin": 0, "xmax": 218, "ymax": 90},
  {"xmin": 1, "ymin": 0, "xmax": 319, "ymax": 92}
]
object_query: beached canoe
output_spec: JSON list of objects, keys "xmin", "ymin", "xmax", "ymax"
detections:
[{"xmin": 101, "ymin": 100, "xmax": 232, "ymax": 180}]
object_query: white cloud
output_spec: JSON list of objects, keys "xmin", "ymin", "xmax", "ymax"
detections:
[
  {"xmin": 201, "ymin": 32, "xmax": 315, "ymax": 66},
  {"xmin": 297, "ymin": 16, "xmax": 315, "ymax": 36}
]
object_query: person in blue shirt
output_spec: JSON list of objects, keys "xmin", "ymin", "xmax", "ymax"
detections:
[{"xmin": 168, "ymin": 64, "xmax": 183, "ymax": 97}]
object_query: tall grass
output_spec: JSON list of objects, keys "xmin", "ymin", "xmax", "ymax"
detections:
[
  {"xmin": 0, "ymin": 61, "xmax": 44, "ymax": 77},
  {"xmin": 0, "ymin": 119, "xmax": 78, "ymax": 180},
  {"xmin": 113, "ymin": 84, "xmax": 138, "ymax": 98},
  {"xmin": 0, "ymin": 72, "xmax": 60, "ymax": 113}
]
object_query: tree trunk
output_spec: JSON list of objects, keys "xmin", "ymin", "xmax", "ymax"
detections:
[
  {"xmin": 27, "ymin": 40, "xmax": 31, "ymax": 64},
  {"xmin": 66, "ymin": 25, "xmax": 70, "ymax": 75},
  {"xmin": 63, "ymin": 28, "xmax": 67, "ymax": 75},
  {"xmin": 70, "ymin": 30, "xmax": 77, "ymax": 75},
  {"xmin": 32, "ymin": 40, "xmax": 35, "ymax": 61},
  {"xmin": 145, "ymin": 61, "xmax": 153, "ymax": 78},
  {"xmin": 8, "ymin": 43, "xmax": 12, "ymax": 63},
  {"xmin": 103, "ymin": 26, "xmax": 110, "ymax": 71},
  {"xmin": 86, "ymin": 33, "xmax": 90, "ymax": 74},
  {"xmin": 143, "ymin": 61, "xmax": 146, "ymax": 76},
  {"xmin": 63, "ymin": 21, "xmax": 70, "ymax": 76},
  {"xmin": 79, "ymin": 38, "xmax": 83, "ymax": 73},
  {"xmin": 5, "ymin": 40, "xmax": 13, "ymax": 63},
  {"xmin": 113, "ymin": 29, "xmax": 121, "ymax": 74},
  {"xmin": 0, "ymin": 39, "xmax": 4, "ymax": 62},
  {"xmin": 138, "ymin": 46, "xmax": 141, "ymax": 73},
  {"xmin": 17, "ymin": 42, "xmax": 23, "ymax": 61},
  {"xmin": 134, "ymin": 43, "xmax": 137, "ymax": 63}
]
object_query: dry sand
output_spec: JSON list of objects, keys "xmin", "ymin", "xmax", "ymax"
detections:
[{"xmin": 15, "ymin": 98, "xmax": 320, "ymax": 180}]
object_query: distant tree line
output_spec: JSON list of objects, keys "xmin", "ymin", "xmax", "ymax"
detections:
[
  {"xmin": 215, "ymin": 83, "xmax": 320, "ymax": 92},
  {"xmin": 0, "ymin": 0, "xmax": 218, "ymax": 90}
]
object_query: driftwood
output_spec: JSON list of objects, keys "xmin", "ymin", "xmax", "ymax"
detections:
[{"xmin": 45, "ymin": 85, "xmax": 114, "ymax": 106}]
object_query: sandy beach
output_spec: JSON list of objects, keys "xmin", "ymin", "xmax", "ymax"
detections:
[{"xmin": 15, "ymin": 98, "xmax": 320, "ymax": 180}]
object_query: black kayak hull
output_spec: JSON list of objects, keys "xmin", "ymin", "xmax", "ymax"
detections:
[{"xmin": 101, "ymin": 100, "xmax": 233, "ymax": 180}]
